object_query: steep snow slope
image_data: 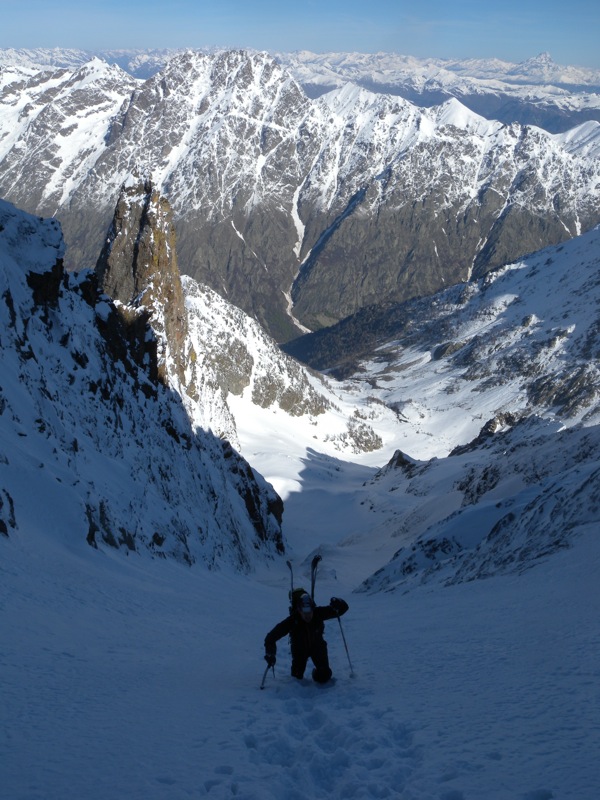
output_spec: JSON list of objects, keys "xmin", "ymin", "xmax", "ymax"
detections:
[
  {"xmin": 356, "ymin": 224, "xmax": 600, "ymax": 450},
  {"xmin": 2, "ymin": 514, "xmax": 598, "ymax": 799}
]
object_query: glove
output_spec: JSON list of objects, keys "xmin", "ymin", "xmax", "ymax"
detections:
[
  {"xmin": 330, "ymin": 597, "xmax": 345, "ymax": 614},
  {"xmin": 264, "ymin": 653, "xmax": 276, "ymax": 667}
]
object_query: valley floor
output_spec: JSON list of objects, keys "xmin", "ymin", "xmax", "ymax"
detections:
[{"xmin": 2, "ymin": 473, "xmax": 599, "ymax": 800}]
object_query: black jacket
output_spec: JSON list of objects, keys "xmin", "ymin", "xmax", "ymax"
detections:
[{"xmin": 264, "ymin": 598, "xmax": 349, "ymax": 657}]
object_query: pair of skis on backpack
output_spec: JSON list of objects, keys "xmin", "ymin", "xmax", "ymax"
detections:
[{"xmin": 289, "ymin": 553, "xmax": 321, "ymax": 606}]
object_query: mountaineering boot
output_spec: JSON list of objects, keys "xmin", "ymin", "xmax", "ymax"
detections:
[{"xmin": 312, "ymin": 666, "xmax": 333, "ymax": 684}]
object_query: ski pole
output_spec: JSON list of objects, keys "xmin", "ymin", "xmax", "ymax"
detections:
[
  {"xmin": 260, "ymin": 663, "xmax": 274, "ymax": 690},
  {"xmin": 336, "ymin": 615, "xmax": 355, "ymax": 677}
]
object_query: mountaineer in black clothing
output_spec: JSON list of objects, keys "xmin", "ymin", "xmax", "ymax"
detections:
[{"xmin": 264, "ymin": 588, "xmax": 349, "ymax": 683}]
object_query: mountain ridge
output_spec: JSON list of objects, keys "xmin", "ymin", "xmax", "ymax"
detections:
[
  {"xmin": 285, "ymin": 224, "xmax": 600, "ymax": 433},
  {"xmin": 2, "ymin": 49, "xmax": 600, "ymax": 341},
  {"xmin": 3, "ymin": 45, "xmax": 599, "ymax": 96},
  {"xmin": 4, "ymin": 44, "xmax": 599, "ymax": 145},
  {"xmin": 0, "ymin": 194, "xmax": 284, "ymax": 567}
]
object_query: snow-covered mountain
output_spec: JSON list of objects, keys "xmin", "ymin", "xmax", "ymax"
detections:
[
  {"xmin": 277, "ymin": 49, "xmax": 600, "ymax": 94},
  {"xmin": 0, "ymin": 46, "xmax": 199, "ymax": 79},
  {"xmin": 286, "ymin": 224, "xmax": 600, "ymax": 432},
  {"xmin": 6, "ymin": 174, "xmax": 596, "ymax": 588},
  {"xmin": 250, "ymin": 225, "xmax": 600, "ymax": 593},
  {"xmin": 277, "ymin": 50, "xmax": 600, "ymax": 132},
  {"xmin": 3, "ymin": 46, "xmax": 599, "ymax": 129},
  {"xmin": 358, "ymin": 415, "xmax": 600, "ymax": 593},
  {"xmin": 0, "ymin": 195, "xmax": 285, "ymax": 569},
  {"xmin": 2, "ymin": 50, "xmax": 600, "ymax": 343}
]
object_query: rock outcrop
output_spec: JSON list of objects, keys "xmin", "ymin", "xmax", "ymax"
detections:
[{"xmin": 95, "ymin": 177, "xmax": 189, "ymax": 386}]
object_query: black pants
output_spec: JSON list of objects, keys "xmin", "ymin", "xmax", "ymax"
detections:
[{"xmin": 291, "ymin": 638, "xmax": 332, "ymax": 683}]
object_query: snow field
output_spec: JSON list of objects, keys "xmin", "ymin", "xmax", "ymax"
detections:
[{"xmin": 2, "ymin": 517, "xmax": 599, "ymax": 800}]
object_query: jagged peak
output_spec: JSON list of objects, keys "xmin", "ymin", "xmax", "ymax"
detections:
[
  {"xmin": 319, "ymin": 80, "xmax": 410, "ymax": 112},
  {"xmin": 522, "ymin": 51, "xmax": 554, "ymax": 67},
  {"xmin": 158, "ymin": 46, "xmax": 295, "ymax": 82},
  {"xmin": 73, "ymin": 56, "xmax": 132, "ymax": 80},
  {"xmin": 95, "ymin": 178, "xmax": 187, "ymax": 386}
]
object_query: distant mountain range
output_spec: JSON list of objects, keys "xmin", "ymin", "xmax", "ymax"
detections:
[
  {"xmin": 277, "ymin": 50, "xmax": 600, "ymax": 132},
  {"xmin": 2, "ymin": 49, "xmax": 600, "ymax": 343},
  {"xmin": 3, "ymin": 46, "xmax": 600, "ymax": 130}
]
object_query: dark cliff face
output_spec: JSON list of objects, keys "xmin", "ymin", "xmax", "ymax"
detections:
[{"xmin": 95, "ymin": 179, "xmax": 189, "ymax": 386}]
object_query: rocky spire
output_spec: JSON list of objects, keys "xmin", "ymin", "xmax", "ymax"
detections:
[{"xmin": 95, "ymin": 176, "xmax": 189, "ymax": 386}]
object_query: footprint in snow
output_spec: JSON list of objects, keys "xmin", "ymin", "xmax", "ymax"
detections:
[{"xmin": 243, "ymin": 678, "xmax": 420, "ymax": 798}]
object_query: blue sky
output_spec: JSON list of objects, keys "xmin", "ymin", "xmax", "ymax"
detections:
[{"xmin": 2, "ymin": 0, "xmax": 599, "ymax": 68}]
